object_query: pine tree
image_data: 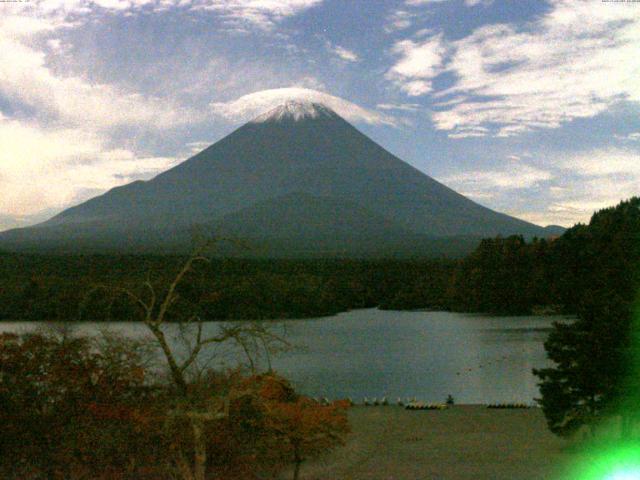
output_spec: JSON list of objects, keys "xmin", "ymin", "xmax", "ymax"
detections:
[
  {"xmin": 534, "ymin": 198, "xmax": 640, "ymax": 437},
  {"xmin": 534, "ymin": 297, "xmax": 631, "ymax": 436}
]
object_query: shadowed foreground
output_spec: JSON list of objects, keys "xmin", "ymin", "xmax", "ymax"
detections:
[{"xmin": 283, "ymin": 405, "xmax": 574, "ymax": 480}]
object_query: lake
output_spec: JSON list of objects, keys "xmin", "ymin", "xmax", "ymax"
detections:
[{"xmin": 0, "ymin": 309, "xmax": 563, "ymax": 404}]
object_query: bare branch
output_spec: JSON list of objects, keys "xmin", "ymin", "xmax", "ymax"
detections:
[
  {"xmin": 142, "ymin": 279, "xmax": 156, "ymax": 313},
  {"xmin": 155, "ymin": 251, "xmax": 210, "ymax": 326}
]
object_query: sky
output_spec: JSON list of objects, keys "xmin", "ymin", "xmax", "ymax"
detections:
[{"xmin": 1, "ymin": 0, "xmax": 639, "ymax": 231}]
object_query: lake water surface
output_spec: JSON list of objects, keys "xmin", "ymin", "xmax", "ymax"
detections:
[{"xmin": 0, "ymin": 309, "xmax": 563, "ymax": 404}]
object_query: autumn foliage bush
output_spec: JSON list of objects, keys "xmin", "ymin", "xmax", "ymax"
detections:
[
  {"xmin": 0, "ymin": 332, "xmax": 168, "ymax": 479},
  {"xmin": 204, "ymin": 373, "xmax": 350, "ymax": 480},
  {"xmin": 0, "ymin": 332, "xmax": 349, "ymax": 480}
]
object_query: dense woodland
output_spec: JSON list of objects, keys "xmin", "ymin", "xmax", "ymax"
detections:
[
  {"xmin": 0, "ymin": 199, "xmax": 637, "ymax": 321},
  {"xmin": 0, "ymin": 255, "xmax": 450, "ymax": 321}
]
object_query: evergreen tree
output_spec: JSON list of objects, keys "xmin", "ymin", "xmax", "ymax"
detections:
[
  {"xmin": 534, "ymin": 198, "xmax": 640, "ymax": 437},
  {"xmin": 534, "ymin": 297, "xmax": 632, "ymax": 436}
]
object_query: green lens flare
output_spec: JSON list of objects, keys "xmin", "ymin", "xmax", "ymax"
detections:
[
  {"xmin": 566, "ymin": 441, "xmax": 640, "ymax": 480},
  {"xmin": 560, "ymin": 301, "xmax": 640, "ymax": 480},
  {"xmin": 605, "ymin": 472, "xmax": 640, "ymax": 480}
]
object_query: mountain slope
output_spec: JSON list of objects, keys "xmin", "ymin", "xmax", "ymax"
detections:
[{"xmin": 0, "ymin": 101, "xmax": 556, "ymax": 256}]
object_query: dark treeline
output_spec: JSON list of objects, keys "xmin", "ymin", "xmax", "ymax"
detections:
[
  {"xmin": 390, "ymin": 235, "xmax": 562, "ymax": 315},
  {"xmin": 391, "ymin": 198, "xmax": 640, "ymax": 315},
  {"xmin": 0, "ymin": 255, "xmax": 453, "ymax": 321},
  {"xmin": 1, "ymin": 197, "xmax": 637, "ymax": 321}
]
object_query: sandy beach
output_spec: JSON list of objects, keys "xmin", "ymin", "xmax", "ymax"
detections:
[{"xmin": 284, "ymin": 405, "xmax": 577, "ymax": 480}]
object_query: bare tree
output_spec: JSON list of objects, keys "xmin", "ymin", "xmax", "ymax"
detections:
[{"xmin": 88, "ymin": 241, "xmax": 289, "ymax": 480}]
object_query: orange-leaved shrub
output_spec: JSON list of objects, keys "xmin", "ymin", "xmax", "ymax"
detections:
[
  {"xmin": 0, "ymin": 334, "xmax": 350, "ymax": 480},
  {"xmin": 0, "ymin": 332, "xmax": 168, "ymax": 479},
  {"xmin": 214, "ymin": 373, "xmax": 351, "ymax": 480}
]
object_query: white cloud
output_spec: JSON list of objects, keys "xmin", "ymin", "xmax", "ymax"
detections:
[
  {"xmin": 405, "ymin": 0, "xmax": 447, "ymax": 4},
  {"xmin": 445, "ymin": 126, "xmax": 488, "ymax": 138},
  {"xmin": 186, "ymin": 141, "xmax": 212, "ymax": 154},
  {"xmin": 210, "ymin": 87, "xmax": 397, "ymax": 125},
  {"xmin": 46, "ymin": 38, "xmax": 64, "ymax": 52},
  {"xmin": 384, "ymin": 10, "xmax": 416, "ymax": 33},
  {"xmin": 330, "ymin": 44, "xmax": 359, "ymax": 62},
  {"xmin": 464, "ymin": 0, "xmax": 493, "ymax": 6},
  {"xmin": 0, "ymin": 15, "xmax": 197, "ymax": 130},
  {"xmin": 325, "ymin": 42, "xmax": 359, "ymax": 62},
  {"xmin": 404, "ymin": 80, "xmax": 433, "ymax": 96},
  {"xmin": 511, "ymin": 209, "xmax": 577, "ymax": 228},
  {"xmin": 0, "ymin": 117, "xmax": 178, "ymax": 218},
  {"xmin": 0, "ymin": 14, "xmax": 64, "ymax": 36},
  {"xmin": 405, "ymin": 0, "xmax": 492, "ymax": 6},
  {"xmin": 0, "ymin": 6, "xmax": 212, "ymax": 225},
  {"xmin": 0, "ymin": 10, "xmax": 205, "ymax": 229},
  {"xmin": 615, "ymin": 132, "xmax": 640, "ymax": 142},
  {"xmin": 376, "ymin": 103, "xmax": 420, "ymax": 112},
  {"xmin": 6, "ymin": 0, "xmax": 323, "ymax": 30},
  {"xmin": 427, "ymin": 0, "xmax": 640, "ymax": 137},
  {"xmin": 440, "ymin": 147, "xmax": 640, "ymax": 226},
  {"xmin": 473, "ymin": 148, "xmax": 640, "ymax": 226},
  {"xmin": 443, "ymin": 163, "xmax": 552, "ymax": 192},
  {"xmin": 560, "ymin": 147, "xmax": 640, "ymax": 178},
  {"xmin": 186, "ymin": 0, "xmax": 324, "ymax": 29},
  {"xmin": 386, "ymin": 35, "xmax": 446, "ymax": 96},
  {"xmin": 539, "ymin": 172, "xmax": 640, "ymax": 226}
]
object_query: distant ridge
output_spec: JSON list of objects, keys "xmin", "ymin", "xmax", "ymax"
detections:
[{"xmin": 0, "ymin": 100, "xmax": 562, "ymax": 256}]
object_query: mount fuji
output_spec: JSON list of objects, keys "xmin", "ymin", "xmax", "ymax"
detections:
[{"xmin": 0, "ymin": 101, "xmax": 561, "ymax": 256}]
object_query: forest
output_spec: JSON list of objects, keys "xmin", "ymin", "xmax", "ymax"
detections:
[
  {"xmin": 0, "ymin": 255, "xmax": 449, "ymax": 321},
  {"xmin": 0, "ymin": 198, "xmax": 637, "ymax": 321}
]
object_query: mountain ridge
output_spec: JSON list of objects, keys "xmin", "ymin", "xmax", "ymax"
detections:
[{"xmin": 0, "ymin": 101, "xmax": 561, "ymax": 256}]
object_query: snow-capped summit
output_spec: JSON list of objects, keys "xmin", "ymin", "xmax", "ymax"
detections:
[{"xmin": 251, "ymin": 100, "xmax": 336, "ymax": 123}]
